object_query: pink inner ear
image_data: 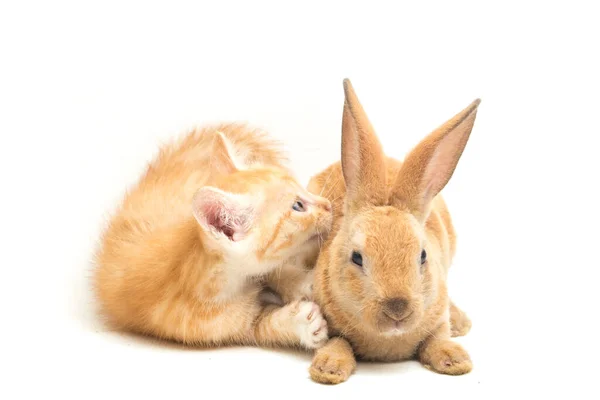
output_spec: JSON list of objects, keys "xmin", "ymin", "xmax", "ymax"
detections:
[
  {"xmin": 201, "ymin": 198, "xmax": 250, "ymax": 241},
  {"xmin": 422, "ymin": 125, "xmax": 466, "ymax": 203}
]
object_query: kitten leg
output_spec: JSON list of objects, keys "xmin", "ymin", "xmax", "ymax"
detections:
[
  {"xmin": 146, "ymin": 296, "xmax": 265, "ymax": 347},
  {"xmin": 449, "ymin": 300, "xmax": 472, "ymax": 337},
  {"xmin": 418, "ymin": 321, "xmax": 472, "ymax": 375},
  {"xmin": 253, "ymin": 300, "xmax": 328, "ymax": 350},
  {"xmin": 309, "ymin": 337, "xmax": 356, "ymax": 384},
  {"xmin": 265, "ymin": 262, "xmax": 314, "ymax": 303}
]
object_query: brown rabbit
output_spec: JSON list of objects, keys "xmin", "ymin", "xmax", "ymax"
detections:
[{"xmin": 307, "ymin": 79, "xmax": 480, "ymax": 384}]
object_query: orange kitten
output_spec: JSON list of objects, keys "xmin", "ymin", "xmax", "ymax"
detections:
[{"xmin": 94, "ymin": 124, "xmax": 333, "ymax": 349}]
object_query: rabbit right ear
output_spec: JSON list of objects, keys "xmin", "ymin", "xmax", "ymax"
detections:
[
  {"xmin": 341, "ymin": 79, "xmax": 387, "ymax": 211},
  {"xmin": 392, "ymin": 98, "xmax": 481, "ymax": 220}
]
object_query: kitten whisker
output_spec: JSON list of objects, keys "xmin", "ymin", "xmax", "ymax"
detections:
[
  {"xmin": 323, "ymin": 178, "xmax": 342, "ymax": 199},
  {"xmin": 319, "ymin": 167, "xmax": 336, "ymax": 196}
]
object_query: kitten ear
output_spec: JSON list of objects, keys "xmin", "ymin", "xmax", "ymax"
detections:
[
  {"xmin": 192, "ymin": 187, "xmax": 254, "ymax": 242},
  {"xmin": 212, "ymin": 131, "xmax": 243, "ymax": 175}
]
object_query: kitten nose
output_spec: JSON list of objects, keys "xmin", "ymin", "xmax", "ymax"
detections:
[{"xmin": 382, "ymin": 297, "xmax": 410, "ymax": 321}]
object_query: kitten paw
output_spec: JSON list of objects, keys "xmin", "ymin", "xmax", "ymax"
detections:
[
  {"xmin": 421, "ymin": 340, "xmax": 472, "ymax": 375},
  {"xmin": 292, "ymin": 301, "xmax": 328, "ymax": 349}
]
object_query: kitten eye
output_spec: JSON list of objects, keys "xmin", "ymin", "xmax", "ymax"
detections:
[
  {"xmin": 351, "ymin": 251, "xmax": 363, "ymax": 267},
  {"xmin": 292, "ymin": 200, "xmax": 306, "ymax": 212},
  {"xmin": 420, "ymin": 249, "xmax": 427, "ymax": 265}
]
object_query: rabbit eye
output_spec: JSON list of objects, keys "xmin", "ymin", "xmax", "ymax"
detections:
[
  {"xmin": 292, "ymin": 200, "xmax": 306, "ymax": 212},
  {"xmin": 420, "ymin": 249, "xmax": 427, "ymax": 265},
  {"xmin": 351, "ymin": 251, "xmax": 363, "ymax": 267}
]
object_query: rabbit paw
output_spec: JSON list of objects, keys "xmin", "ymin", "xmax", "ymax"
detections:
[
  {"xmin": 291, "ymin": 301, "xmax": 328, "ymax": 349},
  {"xmin": 421, "ymin": 340, "xmax": 472, "ymax": 375},
  {"xmin": 450, "ymin": 302, "xmax": 472, "ymax": 337},
  {"xmin": 310, "ymin": 349, "xmax": 354, "ymax": 384}
]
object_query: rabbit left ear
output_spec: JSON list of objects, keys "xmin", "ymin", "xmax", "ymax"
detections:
[
  {"xmin": 392, "ymin": 99, "xmax": 481, "ymax": 220},
  {"xmin": 340, "ymin": 79, "xmax": 388, "ymax": 211}
]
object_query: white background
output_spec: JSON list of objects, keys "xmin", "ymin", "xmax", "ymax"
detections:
[{"xmin": 1, "ymin": 1, "xmax": 598, "ymax": 398}]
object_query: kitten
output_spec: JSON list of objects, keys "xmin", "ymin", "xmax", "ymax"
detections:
[{"xmin": 94, "ymin": 124, "xmax": 332, "ymax": 349}]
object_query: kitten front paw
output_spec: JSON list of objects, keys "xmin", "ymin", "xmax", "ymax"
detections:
[{"xmin": 291, "ymin": 301, "xmax": 328, "ymax": 349}]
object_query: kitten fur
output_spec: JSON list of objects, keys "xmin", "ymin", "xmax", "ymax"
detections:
[{"xmin": 94, "ymin": 123, "xmax": 333, "ymax": 350}]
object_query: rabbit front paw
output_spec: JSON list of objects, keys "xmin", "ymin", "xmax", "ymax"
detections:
[
  {"xmin": 420, "ymin": 339, "xmax": 472, "ymax": 375},
  {"xmin": 310, "ymin": 350, "xmax": 353, "ymax": 384},
  {"xmin": 309, "ymin": 337, "xmax": 356, "ymax": 384}
]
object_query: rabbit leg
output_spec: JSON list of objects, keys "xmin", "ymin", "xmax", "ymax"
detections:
[
  {"xmin": 418, "ymin": 322, "xmax": 472, "ymax": 375},
  {"xmin": 253, "ymin": 300, "xmax": 328, "ymax": 350},
  {"xmin": 449, "ymin": 300, "xmax": 472, "ymax": 337},
  {"xmin": 310, "ymin": 337, "xmax": 356, "ymax": 384}
]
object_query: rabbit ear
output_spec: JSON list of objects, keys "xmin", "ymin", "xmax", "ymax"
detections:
[
  {"xmin": 211, "ymin": 131, "xmax": 242, "ymax": 175},
  {"xmin": 392, "ymin": 99, "xmax": 481, "ymax": 220},
  {"xmin": 341, "ymin": 79, "xmax": 387, "ymax": 210}
]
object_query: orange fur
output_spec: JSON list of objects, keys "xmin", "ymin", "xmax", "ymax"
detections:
[
  {"xmin": 94, "ymin": 123, "xmax": 332, "ymax": 350},
  {"xmin": 307, "ymin": 80, "xmax": 480, "ymax": 383}
]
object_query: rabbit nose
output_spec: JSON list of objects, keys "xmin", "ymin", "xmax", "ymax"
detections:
[{"xmin": 382, "ymin": 297, "xmax": 411, "ymax": 322}]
